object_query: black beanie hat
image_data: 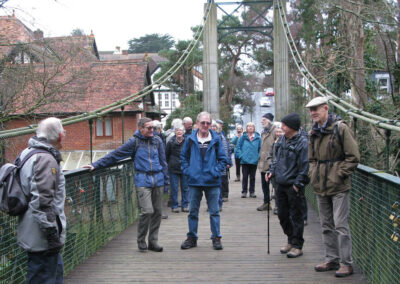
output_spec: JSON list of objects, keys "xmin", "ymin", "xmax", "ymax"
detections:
[
  {"xmin": 262, "ymin": 113, "xmax": 274, "ymax": 122},
  {"xmin": 281, "ymin": 113, "xmax": 301, "ymax": 131}
]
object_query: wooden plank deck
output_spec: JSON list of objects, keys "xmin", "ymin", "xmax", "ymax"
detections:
[{"xmin": 65, "ymin": 170, "xmax": 368, "ymax": 283}]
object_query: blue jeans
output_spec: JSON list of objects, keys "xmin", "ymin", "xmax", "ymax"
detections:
[
  {"xmin": 187, "ymin": 186, "xmax": 221, "ymax": 239},
  {"xmin": 26, "ymin": 252, "xmax": 63, "ymax": 284},
  {"xmin": 169, "ymin": 172, "xmax": 189, "ymax": 209}
]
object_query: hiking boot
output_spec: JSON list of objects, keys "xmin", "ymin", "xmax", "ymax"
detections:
[
  {"xmin": 162, "ymin": 214, "xmax": 168, "ymax": 219},
  {"xmin": 249, "ymin": 193, "xmax": 257, "ymax": 198},
  {"xmin": 222, "ymin": 197, "xmax": 229, "ymax": 202},
  {"xmin": 257, "ymin": 203, "xmax": 270, "ymax": 211},
  {"xmin": 181, "ymin": 237, "xmax": 197, "ymax": 249},
  {"xmin": 314, "ymin": 261, "xmax": 340, "ymax": 272},
  {"xmin": 171, "ymin": 208, "xmax": 180, "ymax": 213},
  {"xmin": 181, "ymin": 207, "xmax": 189, "ymax": 212},
  {"xmin": 137, "ymin": 241, "xmax": 147, "ymax": 252},
  {"xmin": 234, "ymin": 176, "xmax": 240, "ymax": 182},
  {"xmin": 335, "ymin": 265, "xmax": 353, "ymax": 277},
  {"xmin": 212, "ymin": 237, "xmax": 223, "ymax": 250},
  {"xmin": 241, "ymin": 193, "xmax": 247, "ymax": 198},
  {"xmin": 273, "ymin": 207, "xmax": 278, "ymax": 215},
  {"xmin": 287, "ymin": 248, "xmax": 303, "ymax": 258},
  {"xmin": 280, "ymin": 243, "xmax": 292, "ymax": 254},
  {"xmin": 148, "ymin": 243, "xmax": 163, "ymax": 252}
]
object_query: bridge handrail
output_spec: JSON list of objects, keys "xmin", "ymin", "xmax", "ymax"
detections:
[
  {"xmin": 0, "ymin": 158, "xmax": 137, "ymax": 283},
  {"xmin": 305, "ymin": 165, "xmax": 400, "ymax": 284}
]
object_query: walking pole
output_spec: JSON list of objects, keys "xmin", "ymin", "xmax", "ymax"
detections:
[{"xmin": 267, "ymin": 199, "xmax": 270, "ymax": 254}]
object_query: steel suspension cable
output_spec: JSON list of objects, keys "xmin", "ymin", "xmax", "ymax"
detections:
[
  {"xmin": 275, "ymin": 0, "xmax": 400, "ymax": 132},
  {"xmin": 0, "ymin": 2, "xmax": 213, "ymax": 139}
]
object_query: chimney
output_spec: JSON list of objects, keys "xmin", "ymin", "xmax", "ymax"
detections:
[
  {"xmin": 114, "ymin": 46, "xmax": 121, "ymax": 54},
  {"xmin": 122, "ymin": 50, "xmax": 128, "ymax": 55},
  {"xmin": 33, "ymin": 29, "xmax": 44, "ymax": 40}
]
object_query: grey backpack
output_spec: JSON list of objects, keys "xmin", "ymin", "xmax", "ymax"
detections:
[{"xmin": 0, "ymin": 149, "xmax": 49, "ymax": 216}]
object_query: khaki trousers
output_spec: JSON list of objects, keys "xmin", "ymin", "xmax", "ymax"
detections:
[
  {"xmin": 317, "ymin": 191, "xmax": 353, "ymax": 266},
  {"xmin": 136, "ymin": 186, "xmax": 163, "ymax": 245}
]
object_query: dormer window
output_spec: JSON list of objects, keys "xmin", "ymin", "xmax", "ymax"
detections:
[{"xmin": 13, "ymin": 52, "xmax": 31, "ymax": 64}]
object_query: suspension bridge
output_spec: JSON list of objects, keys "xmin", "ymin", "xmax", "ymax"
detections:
[{"xmin": 0, "ymin": 1, "xmax": 399, "ymax": 283}]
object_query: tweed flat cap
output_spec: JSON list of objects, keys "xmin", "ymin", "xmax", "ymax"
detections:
[{"xmin": 305, "ymin": 96, "xmax": 328, "ymax": 108}]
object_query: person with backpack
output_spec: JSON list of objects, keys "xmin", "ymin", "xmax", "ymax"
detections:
[
  {"xmin": 306, "ymin": 96, "xmax": 360, "ymax": 277},
  {"xmin": 180, "ymin": 112, "xmax": 228, "ymax": 250},
  {"xmin": 84, "ymin": 117, "xmax": 169, "ymax": 253},
  {"xmin": 17, "ymin": 117, "xmax": 66, "ymax": 283},
  {"xmin": 266, "ymin": 113, "xmax": 309, "ymax": 258}
]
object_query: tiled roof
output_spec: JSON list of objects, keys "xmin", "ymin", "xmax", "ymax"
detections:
[{"xmin": 0, "ymin": 15, "xmax": 35, "ymax": 58}]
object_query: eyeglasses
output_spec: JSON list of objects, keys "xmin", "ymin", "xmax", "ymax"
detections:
[
  {"xmin": 144, "ymin": 126, "xmax": 154, "ymax": 130},
  {"xmin": 200, "ymin": 121, "xmax": 211, "ymax": 126}
]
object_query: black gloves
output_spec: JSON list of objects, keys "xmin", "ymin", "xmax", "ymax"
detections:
[{"xmin": 45, "ymin": 227, "xmax": 63, "ymax": 255}]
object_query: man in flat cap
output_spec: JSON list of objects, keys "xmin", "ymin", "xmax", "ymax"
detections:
[
  {"xmin": 257, "ymin": 113, "xmax": 276, "ymax": 211},
  {"xmin": 306, "ymin": 96, "xmax": 360, "ymax": 277},
  {"xmin": 266, "ymin": 113, "xmax": 309, "ymax": 258}
]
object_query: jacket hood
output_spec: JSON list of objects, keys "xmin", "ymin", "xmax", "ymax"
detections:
[{"xmin": 28, "ymin": 136, "xmax": 62, "ymax": 163}]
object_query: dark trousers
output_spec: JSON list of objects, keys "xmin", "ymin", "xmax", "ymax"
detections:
[
  {"xmin": 276, "ymin": 184, "xmax": 305, "ymax": 249},
  {"xmin": 260, "ymin": 172, "xmax": 270, "ymax": 204},
  {"xmin": 221, "ymin": 175, "xmax": 229, "ymax": 198},
  {"xmin": 26, "ymin": 252, "xmax": 63, "ymax": 284},
  {"xmin": 241, "ymin": 164, "xmax": 257, "ymax": 194},
  {"xmin": 235, "ymin": 157, "xmax": 241, "ymax": 177}
]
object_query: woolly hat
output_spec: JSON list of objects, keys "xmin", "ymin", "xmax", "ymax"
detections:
[
  {"xmin": 262, "ymin": 113, "xmax": 274, "ymax": 122},
  {"xmin": 281, "ymin": 113, "xmax": 301, "ymax": 131},
  {"xmin": 216, "ymin": 119, "xmax": 224, "ymax": 124}
]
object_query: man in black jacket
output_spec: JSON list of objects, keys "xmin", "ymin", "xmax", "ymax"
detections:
[{"xmin": 266, "ymin": 113, "xmax": 309, "ymax": 258}]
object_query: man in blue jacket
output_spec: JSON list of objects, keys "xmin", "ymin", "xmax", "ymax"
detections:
[
  {"xmin": 180, "ymin": 111, "xmax": 228, "ymax": 250},
  {"xmin": 84, "ymin": 117, "xmax": 169, "ymax": 253}
]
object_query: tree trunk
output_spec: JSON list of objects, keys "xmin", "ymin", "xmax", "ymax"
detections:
[{"xmin": 342, "ymin": 0, "xmax": 368, "ymax": 108}]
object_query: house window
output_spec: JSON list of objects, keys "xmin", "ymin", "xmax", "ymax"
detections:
[
  {"xmin": 378, "ymin": 78, "xmax": 388, "ymax": 90},
  {"xmin": 164, "ymin": 93, "xmax": 169, "ymax": 100},
  {"xmin": 96, "ymin": 117, "xmax": 112, "ymax": 137},
  {"xmin": 172, "ymin": 100, "xmax": 176, "ymax": 107},
  {"xmin": 158, "ymin": 94, "xmax": 162, "ymax": 107},
  {"xmin": 165, "ymin": 100, "xmax": 169, "ymax": 107}
]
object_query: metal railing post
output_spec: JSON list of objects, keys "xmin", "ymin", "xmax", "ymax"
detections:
[
  {"xmin": 121, "ymin": 106, "xmax": 125, "ymax": 144},
  {"xmin": 89, "ymin": 119, "xmax": 93, "ymax": 163},
  {"xmin": 385, "ymin": 129, "xmax": 391, "ymax": 172}
]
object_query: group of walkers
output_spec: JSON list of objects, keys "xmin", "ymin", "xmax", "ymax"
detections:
[{"xmin": 14, "ymin": 95, "xmax": 360, "ymax": 283}]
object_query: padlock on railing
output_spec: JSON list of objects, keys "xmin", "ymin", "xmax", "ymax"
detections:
[
  {"xmin": 392, "ymin": 201, "xmax": 399, "ymax": 210},
  {"xmin": 393, "ymin": 215, "xmax": 400, "ymax": 227},
  {"xmin": 390, "ymin": 232, "xmax": 399, "ymax": 242},
  {"xmin": 389, "ymin": 212, "xmax": 396, "ymax": 221}
]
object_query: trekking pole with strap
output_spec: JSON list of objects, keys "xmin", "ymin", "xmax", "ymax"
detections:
[{"xmin": 267, "ymin": 199, "xmax": 270, "ymax": 254}]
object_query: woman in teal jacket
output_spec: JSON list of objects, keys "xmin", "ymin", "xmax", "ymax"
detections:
[{"xmin": 235, "ymin": 122, "xmax": 261, "ymax": 198}]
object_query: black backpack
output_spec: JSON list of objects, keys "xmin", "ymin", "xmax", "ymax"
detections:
[{"xmin": 0, "ymin": 149, "xmax": 50, "ymax": 216}]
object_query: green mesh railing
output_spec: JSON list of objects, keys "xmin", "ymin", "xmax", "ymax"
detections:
[
  {"xmin": 0, "ymin": 159, "xmax": 138, "ymax": 284},
  {"xmin": 305, "ymin": 164, "xmax": 400, "ymax": 284}
]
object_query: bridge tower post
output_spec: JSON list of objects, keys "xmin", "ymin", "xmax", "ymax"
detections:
[
  {"xmin": 203, "ymin": 1, "xmax": 219, "ymax": 119},
  {"xmin": 273, "ymin": 0, "xmax": 290, "ymax": 120}
]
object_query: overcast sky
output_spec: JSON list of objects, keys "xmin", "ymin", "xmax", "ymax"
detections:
[{"xmin": 1, "ymin": 0, "xmax": 214, "ymax": 51}]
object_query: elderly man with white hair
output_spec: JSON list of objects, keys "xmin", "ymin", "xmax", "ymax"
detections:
[
  {"xmin": 183, "ymin": 116, "xmax": 193, "ymax": 137},
  {"xmin": 17, "ymin": 117, "xmax": 67, "ymax": 283}
]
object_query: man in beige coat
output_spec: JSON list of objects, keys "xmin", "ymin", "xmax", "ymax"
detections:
[
  {"xmin": 257, "ymin": 113, "xmax": 276, "ymax": 211},
  {"xmin": 306, "ymin": 97, "xmax": 360, "ymax": 278}
]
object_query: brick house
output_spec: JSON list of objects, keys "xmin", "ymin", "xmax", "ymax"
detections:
[{"xmin": 0, "ymin": 15, "xmax": 163, "ymax": 168}]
